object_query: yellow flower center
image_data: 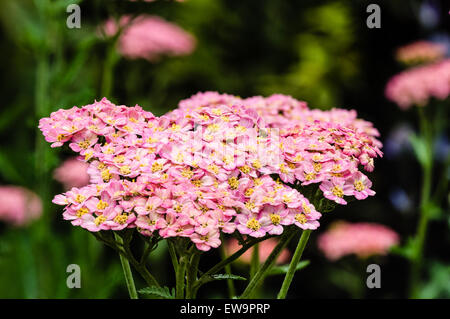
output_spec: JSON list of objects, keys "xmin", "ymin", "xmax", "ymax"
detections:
[
  {"xmin": 151, "ymin": 162, "xmax": 163, "ymax": 173},
  {"xmin": 313, "ymin": 163, "xmax": 322, "ymax": 172},
  {"xmin": 75, "ymin": 194, "xmax": 86, "ymax": 203},
  {"xmin": 246, "ymin": 218, "xmax": 261, "ymax": 231},
  {"xmin": 191, "ymin": 180, "xmax": 202, "ymax": 187},
  {"xmin": 94, "ymin": 215, "xmax": 107, "ymax": 226},
  {"xmin": 270, "ymin": 214, "xmax": 281, "ymax": 225},
  {"xmin": 181, "ymin": 168, "xmax": 193, "ymax": 179},
  {"xmin": 78, "ymin": 140, "xmax": 90, "ymax": 150},
  {"xmin": 101, "ymin": 169, "xmax": 112, "ymax": 182},
  {"xmin": 228, "ymin": 177, "xmax": 239, "ymax": 190},
  {"xmin": 114, "ymin": 155, "xmax": 125, "ymax": 164},
  {"xmin": 279, "ymin": 163, "xmax": 289, "ymax": 174},
  {"xmin": 113, "ymin": 214, "xmax": 128, "ymax": 225},
  {"xmin": 96, "ymin": 200, "xmax": 109, "ymax": 210},
  {"xmin": 331, "ymin": 186, "xmax": 344, "ymax": 198},
  {"xmin": 207, "ymin": 164, "xmax": 220, "ymax": 175},
  {"xmin": 354, "ymin": 180, "xmax": 365, "ymax": 192},
  {"xmin": 302, "ymin": 203, "xmax": 311, "ymax": 214},
  {"xmin": 245, "ymin": 201, "xmax": 256, "ymax": 210},
  {"xmin": 120, "ymin": 165, "xmax": 131, "ymax": 175},
  {"xmin": 239, "ymin": 165, "xmax": 251, "ymax": 174},
  {"xmin": 295, "ymin": 213, "xmax": 307, "ymax": 224},
  {"xmin": 252, "ymin": 159, "xmax": 262, "ymax": 169},
  {"xmin": 245, "ymin": 188, "xmax": 254, "ymax": 196},
  {"xmin": 76, "ymin": 207, "xmax": 89, "ymax": 218}
]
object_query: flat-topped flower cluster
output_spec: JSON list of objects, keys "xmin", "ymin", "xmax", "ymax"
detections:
[
  {"xmin": 39, "ymin": 93, "xmax": 382, "ymax": 251},
  {"xmin": 385, "ymin": 58, "xmax": 450, "ymax": 109}
]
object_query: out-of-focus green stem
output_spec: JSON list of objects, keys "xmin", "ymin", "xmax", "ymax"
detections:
[
  {"xmin": 114, "ymin": 233, "xmax": 138, "ymax": 299},
  {"xmin": 193, "ymin": 236, "xmax": 270, "ymax": 296},
  {"xmin": 101, "ymin": 44, "xmax": 119, "ymax": 98},
  {"xmin": 277, "ymin": 230, "xmax": 311, "ymax": 299},
  {"xmin": 410, "ymin": 107, "xmax": 433, "ymax": 298},
  {"xmin": 240, "ymin": 229, "xmax": 295, "ymax": 299},
  {"xmin": 219, "ymin": 234, "xmax": 236, "ymax": 298}
]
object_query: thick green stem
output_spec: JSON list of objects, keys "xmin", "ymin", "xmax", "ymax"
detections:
[
  {"xmin": 250, "ymin": 243, "xmax": 259, "ymax": 279},
  {"xmin": 176, "ymin": 256, "xmax": 188, "ymax": 299},
  {"xmin": 240, "ymin": 229, "xmax": 296, "ymax": 299},
  {"xmin": 186, "ymin": 252, "xmax": 200, "ymax": 299},
  {"xmin": 277, "ymin": 230, "xmax": 311, "ymax": 299},
  {"xmin": 168, "ymin": 240, "xmax": 179, "ymax": 272},
  {"xmin": 114, "ymin": 233, "xmax": 138, "ymax": 299}
]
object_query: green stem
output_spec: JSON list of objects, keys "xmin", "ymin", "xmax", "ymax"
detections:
[
  {"xmin": 186, "ymin": 252, "xmax": 200, "ymax": 299},
  {"xmin": 167, "ymin": 240, "xmax": 179, "ymax": 272},
  {"xmin": 409, "ymin": 107, "xmax": 434, "ymax": 298},
  {"xmin": 101, "ymin": 43, "xmax": 119, "ymax": 98},
  {"xmin": 114, "ymin": 233, "xmax": 138, "ymax": 299},
  {"xmin": 250, "ymin": 243, "xmax": 259, "ymax": 279},
  {"xmin": 277, "ymin": 230, "xmax": 311, "ymax": 299},
  {"xmin": 175, "ymin": 255, "xmax": 188, "ymax": 299},
  {"xmin": 240, "ymin": 229, "xmax": 296, "ymax": 299},
  {"xmin": 193, "ymin": 236, "xmax": 270, "ymax": 296}
]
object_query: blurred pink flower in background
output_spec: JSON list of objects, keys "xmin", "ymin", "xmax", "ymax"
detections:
[
  {"xmin": 0, "ymin": 186, "xmax": 42, "ymax": 226},
  {"xmin": 385, "ymin": 59, "xmax": 450, "ymax": 109},
  {"xmin": 101, "ymin": 15, "xmax": 196, "ymax": 61},
  {"xmin": 54, "ymin": 158, "xmax": 90, "ymax": 190},
  {"xmin": 395, "ymin": 41, "xmax": 446, "ymax": 65},
  {"xmin": 226, "ymin": 238, "xmax": 291, "ymax": 265},
  {"xmin": 317, "ymin": 221, "xmax": 399, "ymax": 261}
]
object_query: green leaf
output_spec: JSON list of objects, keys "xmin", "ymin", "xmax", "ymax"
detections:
[
  {"xmin": 390, "ymin": 237, "xmax": 417, "ymax": 260},
  {"xmin": 138, "ymin": 286, "xmax": 175, "ymax": 299},
  {"xmin": 267, "ymin": 260, "xmax": 310, "ymax": 276},
  {"xmin": 424, "ymin": 201, "xmax": 444, "ymax": 221},
  {"xmin": 409, "ymin": 134, "xmax": 431, "ymax": 167}
]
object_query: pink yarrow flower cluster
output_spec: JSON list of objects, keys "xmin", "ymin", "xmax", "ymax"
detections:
[
  {"xmin": 395, "ymin": 41, "xmax": 446, "ymax": 65},
  {"xmin": 317, "ymin": 221, "xmax": 399, "ymax": 260},
  {"xmin": 0, "ymin": 186, "xmax": 42, "ymax": 226},
  {"xmin": 102, "ymin": 15, "xmax": 196, "ymax": 61},
  {"xmin": 40, "ymin": 98, "xmax": 325, "ymax": 251},
  {"xmin": 177, "ymin": 92, "xmax": 383, "ymax": 205},
  {"xmin": 385, "ymin": 59, "xmax": 450, "ymax": 109},
  {"xmin": 54, "ymin": 158, "xmax": 90, "ymax": 190},
  {"xmin": 39, "ymin": 93, "xmax": 382, "ymax": 251}
]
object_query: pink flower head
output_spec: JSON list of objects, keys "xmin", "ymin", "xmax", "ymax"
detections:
[
  {"xmin": 395, "ymin": 41, "xmax": 446, "ymax": 66},
  {"xmin": 54, "ymin": 158, "xmax": 90, "ymax": 190},
  {"xmin": 385, "ymin": 59, "xmax": 450, "ymax": 109},
  {"xmin": 101, "ymin": 15, "xmax": 196, "ymax": 61},
  {"xmin": 317, "ymin": 221, "xmax": 399, "ymax": 260},
  {"xmin": 0, "ymin": 186, "xmax": 42, "ymax": 226},
  {"xmin": 226, "ymin": 237, "xmax": 291, "ymax": 265},
  {"xmin": 39, "ymin": 92, "xmax": 382, "ymax": 251}
]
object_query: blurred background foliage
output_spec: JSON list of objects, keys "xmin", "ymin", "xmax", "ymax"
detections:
[{"xmin": 0, "ymin": 0, "xmax": 448, "ymax": 298}]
